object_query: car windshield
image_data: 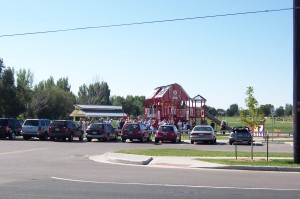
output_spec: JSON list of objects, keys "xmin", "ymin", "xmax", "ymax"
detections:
[
  {"xmin": 90, "ymin": 123, "xmax": 103, "ymax": 129},
  {"xmin": 0, "ymin": 119, "xmax": 8, "ymax": 126},
  {"xmin": 50, "ymin": 121, "xmax": 66, "ymax": 128},
  {"xmin": 124, "ymin": 124, "xmax": 139, "ymax": 130},
  {"xmin": 234, "ymin": 131, "xmax": 251, "ymax": 137},
  {"xmin": 193, "ymin": 126, "xmax": 212, "ymax": 131},
  {"xmin": 159, "ymin": 126, "xmax": 174, "ymax": 131},
  {"xmin": 24, "ymin": 120, "xmax": 39, "ymax": 126}
]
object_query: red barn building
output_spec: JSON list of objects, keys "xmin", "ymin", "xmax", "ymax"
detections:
[{"xmin": 144, "ymin": 83, "xmax": 207, "ymax": 125}]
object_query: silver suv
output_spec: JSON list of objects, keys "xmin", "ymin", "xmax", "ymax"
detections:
[{"xmin": 21, "ymin": 119, "xmax": 51, "ymax": 140}]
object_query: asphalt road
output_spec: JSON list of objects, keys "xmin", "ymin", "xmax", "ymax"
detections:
[{"xmin": 0, "ymin": 138, "xmax": 298, "ymax": 199}]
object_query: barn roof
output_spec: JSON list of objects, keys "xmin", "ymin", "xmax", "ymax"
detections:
[
  {"xmin": 146, "ymin": 83, "xmax": 190, "ymax": 101},
  {"xmin": 70, "ymin": 104, "xmax": 126, "ymax": 118}
]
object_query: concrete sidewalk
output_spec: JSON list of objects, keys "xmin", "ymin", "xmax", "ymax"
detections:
[{"xmin": 89, "ymin": 152, "xmax": 300, "ymax": 172}]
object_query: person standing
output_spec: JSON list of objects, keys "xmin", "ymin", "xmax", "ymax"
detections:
[
  {"xmin": 151, "ymin": 119, "xmax": 159, "ymax": 136},
  {"xmin": 210, "ymin": 121, "xmax": 215, "ymax": 130},
  {"xmin": 116, "ymin": 118, "xmax": 121, "ymax": 129},
  {"xmin": 177, "ymin": 120, "xmax": 183, "ymax": 132}
]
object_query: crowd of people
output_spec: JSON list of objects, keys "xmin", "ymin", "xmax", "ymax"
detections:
[
  {"xmin": 115, "ymin": 117, "xmax": 195, "ymax": 132},
  {"xmin": 79, "ymin": 117, "xmax": 216, "ymax": 134}
]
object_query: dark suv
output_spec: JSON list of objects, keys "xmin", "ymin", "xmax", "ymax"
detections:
[
  {"xmin": 48, "ymin": 120, "xmax": 83, "ymax": 142},
  {"xmin": 86, "ymin": 122, "xmax": 117, "ymax": 142},
  {"xmin": 229, "ymin": 126, "xmax": 253, "ymax": 145},
  {"xmin": 121, "ymin": 123, "xmax": 151, "ymax": 143},
  {"xmin": 0, "ymin": 118, "xmax": 23, "ymax": 140}
]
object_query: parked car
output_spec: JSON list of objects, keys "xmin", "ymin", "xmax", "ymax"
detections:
[
  {"xmin": 155, "ymin": 124, "xmax": 181, "ymax": 143},
  {"xmin": 189, "ymin": 125, "xmax": 216, "ymax": 144},
  {"xmin": 0, "ymin": 118, "xmax": 23, "ymax": 140},
  {"xmin": 48, "ymin": 120, "xmax": 83, "ymax": 142},
  {"xmin": 86, "ymin": 122, "xmax": 118, "ymax": 142},
  {"xmin": 229, "ymin": 126, "xmax": 253, "ymax": 145},
  {"xmin": 21, "ymin": 119, "xmax": 51, "ymax": 140},
  {"xmin": 120, "ymin": 123, "xmax": 151, "ymax": 143}
]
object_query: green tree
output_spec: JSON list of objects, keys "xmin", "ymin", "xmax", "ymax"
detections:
[
  {"xmin": 16, "ymin": 68, "xmax": 34, "ymax": 118},
  {"xmin": 259, "ymin": 104, "xmax": 274, "ymax": 117},
  {"xmin": 205, "ymin": 106, "xmax": 218, "ymax": 116},
  {"xmin": 77, "ymin": 81, "xmax": 111, "ymax": 105},
  {"xmin": 285, "ymin": 103, "xmax": 293, "ymax": 116},
  {"xmin": 56, "ymin": 77, "xmax": 71, "ymax": 92},
  {"xmin": 217, "ymin": 108, "xmax": 226, "ymax": 116},
  {"xmin": 77, "ymin": 84, "xmax": 89, "ymax": 104},
  {"xmin": 0, "ymin": 58, "xmax": 4, "ymax": 74},
  {"xmin": 29, "ymin": 88, "xmax": 49, "ymax": 118},
  {"xmin": 0, "ymin": 67, "xmax": 22, "ymax": 117},
  {"xmin": 122, "ymin": 95, "xmax": 145, "ymax": 116},
  {"xmin": 275, "ymin": 106, "xmax": 285, "ymax": 117},
  {"xmin": 44, "ymin": 87, "xmax": 75, "ymax": 119},
  {"xmin": 30, "ymin": 77, "xmax": 76, "ymax": 119},
  {"xmin": 110, "ymin": 95, "xmax": 125, "ymax": 106},
  {"xmin": 226, "ymin": 104, "xmax": 239, "ymax": 116},
  {"xmin": 239, "ymin": 87, "xmax": 266, "ymax": 130}
]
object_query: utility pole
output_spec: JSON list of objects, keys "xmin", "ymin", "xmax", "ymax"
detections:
[{"xmin": 294, "ymin": 0, "xmax": 300, "ymax": 163}]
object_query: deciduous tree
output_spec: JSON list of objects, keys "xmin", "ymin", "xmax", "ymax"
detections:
[{"xmin": 239, "ymin": 86, "xmax": 266, "ymax": 130}]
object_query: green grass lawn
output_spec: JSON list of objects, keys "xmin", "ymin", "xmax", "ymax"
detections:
[
  {"xmin": 212, "ymin": 116, "xmax": 293, "ymax": 132},
  {"xmin": 117, "ymin": 148, "xmax": 293, "ymax": 158},
  {"xmin": 117, "ymin": 149, "xmax": 298, "ymax": 167},
  {"xmin": 197, "ymin": 158, "xmax": 299, "ymax": 167}
]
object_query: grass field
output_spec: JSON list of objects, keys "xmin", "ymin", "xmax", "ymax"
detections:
[
  {"xmin": 211, "ymin": 116, "xmax": 293, "ymax": 133},
  {"xmin": 196, "ymin": 158, "xmax": 299, "ymax": 167},
  {"xmin": 117, "ymin": 149, "xmax": 298, "ymax": 167}
]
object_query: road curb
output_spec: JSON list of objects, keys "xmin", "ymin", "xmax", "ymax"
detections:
[{"xmin": 104, "ymin": 152, "xmax": 153, "ymax": 165}]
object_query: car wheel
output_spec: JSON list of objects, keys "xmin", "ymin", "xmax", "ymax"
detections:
[
  {"xmin": 87, "ymin": 138, "xmax": 92, "ymax": 142},
  {"xmin": 39, "ymin": 133, "xmax": 48, "ymax": 141},
  {"xmin": 9, "ymin": 131, "xmax": 16, "ymax": 140},
  {"xmin": 172, "ymin": 139, "xmax": 176, "ymax": 143},
  {"xmin": 155, "ymin": 139, "xmax": 159, "ymax": 144},
  {"xmin": 50, "ymin": 137, "xmax": 55, "ymax": 141},
  {"xmin": 79, "ymin": 134, "xmax": 83, "ymax": 141},
  {"xmin": 68, "ymin": 134, "xmax": 74, "ymax": 142},
  {"xmin": 122, "ymin": 138, "xmax": 126, "ymax": 143},
  {"xmin": 191, "ymin": 140, "xmax": 194, "ymax": 144},
  {"xmin": 23, "ymin": 136, "xmax": 30, "ymax": 140},
  {"xmin": 229, "ymin": 142, "xmax": 233, "ymax": 145},
  {"xmin": 140, "ymin": 136, "xmax": 144, "ymax": 143},
  {"xmin": 106, "ymin": 133, "xmax": 110, "ymax": 142}
]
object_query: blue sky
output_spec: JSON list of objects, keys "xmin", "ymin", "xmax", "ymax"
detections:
[{"xmin": 0, "ymin": 0, "xmax": 293, "ymax": 110}]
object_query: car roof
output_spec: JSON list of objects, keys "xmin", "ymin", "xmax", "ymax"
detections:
[
  {"xmin": 25, "ymin": 119, "xmax": 39, "ymax": 120},
  {"xmin": 194, "ymin": 125, "xmax": 212, "ymax": 128},
  {"xmin": 91, "ymin": 122, "xmax": 108, "ymax": 125}
]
